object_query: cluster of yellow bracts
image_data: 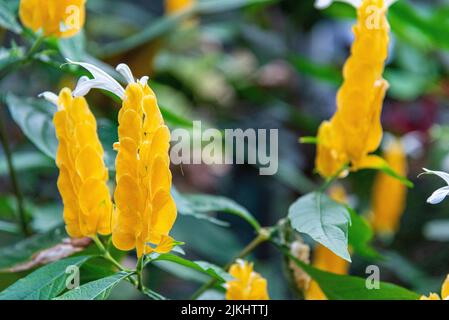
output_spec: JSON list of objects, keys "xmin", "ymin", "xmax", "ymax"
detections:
[
  {"xmin": 315, "ymin": 0, "xmax": 390, "ymax": 178},
  {"xmin": 53, "ymin": 83, "xmax": 177, "ymax": 258}
]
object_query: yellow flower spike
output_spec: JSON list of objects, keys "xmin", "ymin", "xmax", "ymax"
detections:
[
  {"xmin": 314, "ymin": 0, "xmax": 391, "ymax": 177},
  {"xmin": 113, "ymin": 83, "xmax": 177, "ymax": 258},
  {"xmin": 68, "ymin": 60, "xmax": 178, "ymax": 258},
  {"xmin": 19, "ymin": 0, "xmax": 86, "ymax": 38},
  {"xmin": 165, "ymin": 0, "xmax": 195, "ymax": 14},
  {"xmin": 305, "ymin": 185, "xmax": 350, "ymax": 300},
  {"xmin": 226, "ymin": 260, "xmax": 269, "ymax": 300},
  {"xmin": 371, "ymin": 138, "xmax": 407, "ymax": 235},
  {"xmin": 43, "ymin": 88, "xmax": 112, "ymax": 238},
  {"xmin": 420, "ymin": 274, "xmax": 449, "ymax": 300}
]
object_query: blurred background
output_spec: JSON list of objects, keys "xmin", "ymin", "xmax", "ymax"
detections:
[{"xmin": 1, "ymin": 0, "xmax": 449, "ymax": 299}]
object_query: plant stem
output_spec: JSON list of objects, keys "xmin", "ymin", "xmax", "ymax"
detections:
[
  {"xmin": 92, "ymin": 236, "xmax": 139, "ymax": 287},
  {"xmin": 0, "ymin": 107, "xmax": 30, "ymax": 236},
  {"xmin": 190, "ymin": 230, "xmax": 270, "ymax": 300},
  {"xmin": 136, "ymin": 256, "xmax": 144, "ymax": 291}
]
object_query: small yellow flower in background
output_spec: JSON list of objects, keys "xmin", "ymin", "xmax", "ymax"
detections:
[
  {"xmin": 305, "ymin": 245, "xmax": 350, "ymax": 300},
  {"xmin": 226, "ymin": 260, "xmax": 269, "ymax": 300},
  {"xmin": 371, "ymin": 138, "xmax": 407, "ymax": 235},
  {"xmin": 68, "ymin": 61, "xmax": 178, "ymax": 257},
  {"xmin": 42, "ymin": 88, "xmax": 112, "ymax": 238},
  {"xmin": 420, "ymin": 274, "xmax": 449, "ymax": 300},
  {"xmin": 314, "ymin": 0, "xmax": 391, "ymax": 178},
  {"xmin": 305, "ymin": 184, "xmax": 349, "ymax": 300},
  {"xmin": 19, "ymin": 0, "xmax": 86, "ymax": 38},
  {"xmin": 165, "ymin": 0, "xmax": 195, "ymax": 15}
]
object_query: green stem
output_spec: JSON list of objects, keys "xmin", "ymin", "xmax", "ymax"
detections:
[
  {"xmin": 190, "ymin": 230, "xmax": 270, "ymax": 300},
  {"xmin": 319, "ymin": 164, "xmax": 349, "ymax": 192},
  {"xmin": 0, "ymin": 107, "xmax": 30, "ymax": 236},
  {"xmin": 92, "ymin": 236, "xmax": 138, "ymax": 287},
  {"xmin": 136, "ymin": 256, "xmax": 144, "ymax": 291}
]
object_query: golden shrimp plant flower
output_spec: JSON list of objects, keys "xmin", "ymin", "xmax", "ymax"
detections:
[
  {"xmin": 371, "ymin": 138, "xmax": 407, "ymax": 235},
  {"xmin": 225, "ymin": 260, "xmax": 269, "ymax": 300},
  {"xmin": 41, "ymin": 88, "xmax": 112, "ymax": 238},
  {"xmin": 70, "ymin": 61, "xmax": 177, "ymax": 257},
  {"xmin": 420, "ymin": 275, "xmax": 449, "ymax": 300},
  {"xmin": 315, "ymin": 0, "xmax": 395, "ymax": 178},
  {"xmin": 19, "ymin": 0, "xmax": 86, "ymax": 38}
]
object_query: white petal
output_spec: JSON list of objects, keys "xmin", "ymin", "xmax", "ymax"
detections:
[
  {"xmin": 420, "ymin": 168, "xmax": 449, "ymax": 186},
  {"xmin": 139, "ymin": 76, "xmax": 149, "ymax": 86},
  {"xmin": 314, "ymin": 0, "xmax": 361, "ymax": 9},
  {"xmin": 67, "ymin": 59, "xmax": 125, "ymax": 99},
  {"xmin": 427, "ymin": 186, "xmax": 449, "ymax": 205},
  {"xmin": 116, "ymin": 63, "xmax": 135, "ymax": 85},
  {"xmin": 39, "ymin": 91, "xmax": 59, "ymax": 108}
]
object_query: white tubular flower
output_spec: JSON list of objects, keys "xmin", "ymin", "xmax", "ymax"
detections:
[
  {"xmin": 39, "ymin": 91, "xmax": 59, "ymax": 108},
  {"xmin": 419, "ymin": 168, "xmax": 449, "ymax": 204},
  {"xmin": 314, "ymin": 0, "xmax": 396, "ymax": 9},
  {"xmin": 68, "ymin": 59, "xmax": 127, "ymax": 99}
]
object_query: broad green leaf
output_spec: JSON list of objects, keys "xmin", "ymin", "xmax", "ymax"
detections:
[
  {"xmin": 0, "ymin": 0, "xmax": 21, "ymax": 33},
  {"xmin": 280, "ymin": 244, "xmax": 419, "ymax": 300},
  {"xmin": 54, "ymin": 271, "xmax": 133, "ymax": 300},
  {"xmin": 347, "ymin": 207, "xmax": 382, "ymax": 260},
  {"xmin": 0, "ymin": 225, "xmax": 67, "ymax": 270},
  {"xmin": 0, "ymin": 151, "xmax": 54, "ymax": 176},
  {"xmin": 0, "ymin": 256, "xmax": 91, "ymax": 300},
  {"xmin": 6, "ymin": 94, "xmax": 57, "ymax": 159},
  {"xmin": 288, "ymin": 192, "xmax": 351, "ymax": 262},
  {"xmin": 173, "ymin": 189, "xmax": 261, "ymax": 231},
  {"xmin": 150, "ymin": 253, "xmax": 232, "ymax": 283}
]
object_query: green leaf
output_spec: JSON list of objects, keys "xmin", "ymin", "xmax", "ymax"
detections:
[
  {"xmin": 0, "ymin": 0, "xmax": 22, "ymax": 34},
  {"xmin": 279, "ymin": 244, "xmax": 419, "ymax": 300},
  {"xmin": 173, "ymin": 188, "xmax": 261, "ymax": 231},
  {"xmin": 376, "ymin": 162, "xmax": 414, "ymax": 188},
  {"xmin": 0, "ymin": 225, "xmax": 67, "ymax": 270},
  {"xmin": 150, "ymin": 253, "xmax": 232, "ymax": 283},
  {"xmin": 54, "ymin": 271, "xmax": 133, "ymax": 300},
  {"xmin": 347, "ymin": 207, "xmax": 382, "ymax": 260},
  {"xmin": 6, "ymin": 94, "xmax": 57, "ymax": 159},
  {"xmin": 0, "ymin": 151, "xmax": 54, "ymax": 176},
  {"xmin": 289, "ymin": 55, "xmax": 342, "ymax": 86},
  {"xmin": 0, "ymin": 256, "xmax": 92, "ymax": 300},
  {"xmin": 288, "ymin": 192, "xmax": 351, "ymax": 262}
]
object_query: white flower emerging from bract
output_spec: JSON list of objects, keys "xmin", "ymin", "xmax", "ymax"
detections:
[
  {"xmin": 419, "ymin": 168, "xmax": 449, "ymax": 204},
  {"xmin": 68, "ymin": 59, "xmax": 150, "ymax": 100},
  {"xmin": 39, "ymin": 91, "xmax": 59, "ymax": 108},
  {"xmin": 314, "ymin": 0, "xmax": 397, "ymax": 9}
]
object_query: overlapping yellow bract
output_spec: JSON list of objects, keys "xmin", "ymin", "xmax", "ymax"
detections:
[
  {"xmin": 420, "ymin": 274, "xmax": 449, "ymax": 300},
  {"xmin": 53, "ymin": 88, "xmax": 112, "ymax": 238},
  {"xmin": 226, "ymin": 260, "xmax": 269, "ymax": 300},
  {"xmin": 315, "ymin": 0, "xmax": 390, "ymax": 178},
  {"xmin": 371, "ymin": 138, "xmax": 407, "ymax": 235},
  {"xmin": 112, "ymin": 83, "xmax": 177, "ymax": 257},
  {"xmin": 19, "ymin": 0, "xmax": 86, "ymax": 38},
  {"xmin": 165, "ymin": 0, "xmax": 195, "ymax": 14},
  {"xmin": 305, "ymin": 185, "xmax": 350, "ymax": 300}
]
